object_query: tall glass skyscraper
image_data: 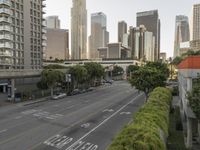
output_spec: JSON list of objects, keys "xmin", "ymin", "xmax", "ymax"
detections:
[
  {"xmin": 137, "ymin": 10, "xmax": 160, "ymax": 61},
  {"xmin": 89, "ymin": 12, "xmax": 109, "ymax": 59},
  {"xmin": 174, "ymin": 15, "xmax": 190, "ymax": 58},
  {"xmin": 71, "ymin": 0, "xmax": 87, "ymax": 59}
]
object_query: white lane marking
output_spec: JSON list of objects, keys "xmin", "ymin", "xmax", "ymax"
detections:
[
  {"xmin": 44, "ymin": 134, "xmax": 98, "ymax": 150},
  {"xmin": 44, "ymin": 135, "xmax": 73, "ymax": 149},
  {"xmin": 66, "ymin": 141, "xmax": 98, "ymax": 150},
  {"xmin": 15, "ymin": 116, "xmax": 22, "ymax": 119},
  {"xmin": 0, "ymin": 129, "xmax": 8, "ymax": 134},
  {"xmin": 120, "ymin": 112, "xmax": 131, "ymax": 115},
  {"xmin": 81, "ymin": 123, "xmax": 90, "ymax": 128},
  {"xmin": 102, "ymin": 109, "xmax": 114, "ymax": 113},
  {"xmin": 21, "ymin": 109, "xmax": 38, "ymax": 115},
  {"xmin": 66, "ymin": 94, "xmax": 143, "ymax": 150}
]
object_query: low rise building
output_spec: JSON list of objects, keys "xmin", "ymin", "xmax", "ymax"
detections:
[{"xmin": 178, "ymin": 56, "xmax": 200, "ymax": 148}]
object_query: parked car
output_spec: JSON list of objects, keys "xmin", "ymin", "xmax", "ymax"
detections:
[
  {"xmin": 86, "ymin": 87, "xmax": 95, "ymax": 92},
  {"xmin": 71, "ymin": 89, "xmax": 81, "ymax": 95},
  {"xmin": 52, "ymin": 93, "xmax": 66, "ymax": 100}
]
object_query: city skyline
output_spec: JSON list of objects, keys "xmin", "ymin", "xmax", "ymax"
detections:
[{"xmin": 45, "ymin": 0, "xmax": 200, "ymax": 58}]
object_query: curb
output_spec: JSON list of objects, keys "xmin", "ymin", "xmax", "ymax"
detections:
[{"xmin": 23, "ymin": 97, "xmax": 50, "ymax": 106}]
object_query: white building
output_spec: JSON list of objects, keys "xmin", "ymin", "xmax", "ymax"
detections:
[{"xmin": 178, "ymin": 56, "xmax": 200, "ymax": 148}]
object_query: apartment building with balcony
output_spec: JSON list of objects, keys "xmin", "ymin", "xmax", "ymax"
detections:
[{"xmin": 0, "ymin": 0, "xmax": 46, "ymax": 69}]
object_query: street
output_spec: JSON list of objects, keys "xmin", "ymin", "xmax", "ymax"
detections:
[{"xmin": 0, "ymin": 81, "xmax": 145, "ymax": 150}]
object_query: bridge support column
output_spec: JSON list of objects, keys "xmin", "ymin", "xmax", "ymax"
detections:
[
  {"xmin": 3, "ymin": 85, "xmax": 6, "ymax": 93},
  {"xmin": 10, "ymin": 79, "xmax": 15, "ymax": 102}
]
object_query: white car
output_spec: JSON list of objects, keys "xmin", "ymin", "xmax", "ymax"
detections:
[{"xmin": 52, "ymin": 93, "xmax": 66, "ymax": 100}]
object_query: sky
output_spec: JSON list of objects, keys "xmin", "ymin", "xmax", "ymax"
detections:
[{"xmin": 45, "ymin": 0, "xmax": 200, "ymax": 58}]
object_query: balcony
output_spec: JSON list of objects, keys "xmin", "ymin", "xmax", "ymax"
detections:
[
  {"xmin": 0, "ymin": 34, "xmax": 12, "ymax": 40},
  {"xmin": 0, "ymin": 25, "xmax": 13, "ymax": 32},
  {"xmin": 0, "ymin": 42, "xmax": 13, "ymax": 48},
  {"xmin": 42, "ymin": 28, "xmax": 46, "ymax": 33},
  {"xmin": 42, "ymin": 35, "xmax": 47, "ymax": 41},
  {"xmin": 42, "ymin": 42, "xmax": 47, "ymax": 47},
  {"xmin": 0, "ymin": 17, "xmax": 11, "ymax": 23},
  {"xmin": 0, "ymin": 59, "xmax": 12, "ymax": 66},
  {"xmin": 0, "ymin": 0, "xmax": 11, "ymax": 7},
  {"xmin": 0, "ymin": 51, "xmax": 12, "ymax": 57},
  {"xmin": 0, "ymin": 8, "xmax": 11, "ymax": 15},
  {"xmin": 42, "ymin": 2, "xmax": 46, "ymax": 7}
]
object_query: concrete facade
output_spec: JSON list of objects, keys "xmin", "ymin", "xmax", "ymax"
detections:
[
  {"xmin": 71, "ymin": 0, "xmax": 87, "ymax": 60},
  {"xmin": 46, "ymin": 28, "xmax": 69, "ymax": 60},
  {"xmin": 178, "ymin": 56, "xmax": 200, "ymax": 148},
  {"xmin": 118, "ymin": 21, "xmax": 127, "ymax": 43},
  {"xmin": 190, "ymin": 4, "xmax": 200, "ymax": 41},
  {"xmin": 98, "ymin": 47, "xmax": 108, "ymax": 59},
  {"xmin": 0, "ymin": 0, "xmax": 46, "ymax": 69},
  {"xmin": 45, "ymin": 16, "xmax": 60, "ymax": 29}
]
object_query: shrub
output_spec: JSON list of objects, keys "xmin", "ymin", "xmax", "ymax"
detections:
[{"xmin": 108, "ymin": 87, "xmax": 172, "ymax": 150}]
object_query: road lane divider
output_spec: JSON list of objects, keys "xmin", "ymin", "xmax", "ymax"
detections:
[{"xmin": 65, "ymin": 93, "xmax": 144, "ymax": 150}]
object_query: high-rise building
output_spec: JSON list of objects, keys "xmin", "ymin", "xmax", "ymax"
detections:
[
  {"xmin": 89, "ymin": 12, "xmax": 109, "ymax": 59},
  {"xmin": 129, "ymin": 25, "xmax": 155, "ymax": 61},
  {"xmin": 118, "ymin": 21, "xmax": 127, "ymax": 43},
  {"xmin": 190, "ymin": 4, "xmax": 200, "ymax": 40},
  {"xmin": 71, "ymin": 0, "xmax": 87, "ymax": 60},
  {"xmin": 137, "ymin": 10, "xmax": 160, "ymax": 61},
  {"xmin": 46, "ymin": 28, "xmax": 69, "ymax": 60},
  {"xmin": 0, "ymin": 0, "xmax": 46, "ymax": 69},
  {"xmin": 45, "ymin": 16, "xmax": 60, "ymax": 29},
  {"xmin": 174, "ymin": 15, "xmax": 190, "ymax": 58}
]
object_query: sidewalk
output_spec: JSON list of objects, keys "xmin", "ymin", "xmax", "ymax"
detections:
[{"xmin": 0, "ymin": 94, "xmax": 50, "ymax": 108}]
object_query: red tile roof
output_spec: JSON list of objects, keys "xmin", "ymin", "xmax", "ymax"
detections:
[{"xmin": 178, "ymin": 56, "xmax": 200, "ymax": 69}]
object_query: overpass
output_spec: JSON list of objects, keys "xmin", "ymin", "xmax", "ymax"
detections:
[{"xmin": 44, "ymin": 59, "xmax": 142, "ymax": 71}]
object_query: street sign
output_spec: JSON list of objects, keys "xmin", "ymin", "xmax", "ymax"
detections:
[{"xmin": 65, "ymin": 74, "xmax": 71, "ymax": 82}]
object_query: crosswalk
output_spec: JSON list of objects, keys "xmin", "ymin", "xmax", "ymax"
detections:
[{"xmin": 21, "ymin": 109, "xmax": 63, "ymax": 120}]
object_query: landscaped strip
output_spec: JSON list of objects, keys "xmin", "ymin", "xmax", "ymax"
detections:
[{"xmin": 107, "ymin": 87, "xmax": 172, "ymax": 150}]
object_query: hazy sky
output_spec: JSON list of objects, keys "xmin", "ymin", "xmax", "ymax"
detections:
[{"xmin": 45, "ymin": 0, "xmax": 200, "ymax": 57}]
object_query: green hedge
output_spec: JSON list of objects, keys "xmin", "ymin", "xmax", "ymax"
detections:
[{"xmin": 108, "ymin": 87, "xmax": 172, "ymax": 150}]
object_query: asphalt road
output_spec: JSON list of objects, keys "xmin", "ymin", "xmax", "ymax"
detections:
[{"xmin": 0, "ymin": 81, "xmax": 145, "ymax": 150}]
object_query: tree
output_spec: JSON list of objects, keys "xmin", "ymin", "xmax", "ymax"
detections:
[
  {"xmin": 127, "ymin": 65, "xmax": 140, "ymax": 75},
  {"xmin": 172, "ymin": 56, "xmax": 183, "ymax": 65},
  {"xmin": 38, "ymin": 70, "xmax": 65, "ymax": 97},
  {"xmin": 187, "ymin": 75, "xmax": 200, "ymax": 143},
  {"xmin": 69, "ymin": 65, "xmax": 88, "ymax": 89},
  {"xmin": 129, "ymin": 67, "xmax": 166, "ymax": 99},
  {"xmin": 84, "ymin": 62, "xmax": 104, "ymax": 86},
  {"xmin": 37, "ymin": 80, "xmax": 48, "ymax": 96},
  {"xmin": 146, "ymin": 61, "xmax": 169, "ymax": 79},
  {"xmin": 112, "ymin": 66, "xmax": 124, "ymax": 76}
]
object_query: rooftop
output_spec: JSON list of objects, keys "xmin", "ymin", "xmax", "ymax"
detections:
[{"xmin": 178, "ymin": 56, "xmax": 200, "ymax": 69}]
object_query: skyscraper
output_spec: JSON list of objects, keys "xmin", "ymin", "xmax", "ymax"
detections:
[
  {"xmin": 71, "ymin": 0, "xmax": 87, "ymax": 60},
  {"xmin": 190, "ymin": 4, "xmax": 200, "ymax": 40},
  {"xmin": 118, "ymin": 21, "xmax": 127, "ymax": 43},
  {"xmin": 137, "ymin": 10, "xmax": 160, "ymax": 61},
  {"xmin": 46, "ymin": 16, "xmax": 60, "ymax": 29},
  {"xmin": 0, "ymin": 0, "xmax": 46, "ymax": 69},
  {"xmin": 89, "ymin": 12, "xmax": 109, "ymax": 59},
  {"xmin": 129, "ymin": 25, "xmax": 154, "ymax": 61},
  {"xmin": 174, "ymin": 15, "xmax": 190, "ymax": 58}
]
